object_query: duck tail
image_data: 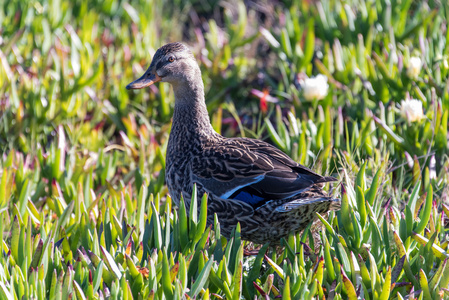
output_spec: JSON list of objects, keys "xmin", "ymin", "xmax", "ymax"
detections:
[
  {"xmin": 328, "ymin": 197, "xmax": 341, "ymax": 211},
  {"xmin": 317, "ymin": 175, "xmax": 338, "ymax": 183}
]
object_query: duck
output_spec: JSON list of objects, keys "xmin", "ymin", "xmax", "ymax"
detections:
[{"xmin": 127, "ymin": 42, "xmax": 340, "ymax": 244}]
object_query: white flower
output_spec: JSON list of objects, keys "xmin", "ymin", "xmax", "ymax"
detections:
[
  {"xmin": 407, "ymin": 56, "xmax": 422, "ymax": 79},
  {"xmin": 400, "ymin": 98, "xmax": 424, "ymax": 122},
  {"xmin": 301, "ymin": 74, "xmax": 329, "ymax": 101}
]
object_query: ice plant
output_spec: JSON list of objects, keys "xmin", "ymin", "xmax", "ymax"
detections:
[
  {"xmin": 406, "ymin": 56, "xmax": 422, "ymax": 79},
  {"xmin": 301, "ymin": 74, "xmax": 329, "ymax": 101},
  {"xmin": 3, "ymin": 0, "xmax": 449, "ymax": 299},
  {"xmin": 400, "ymin": 98, "xmax": 424, "ymax": 122}
]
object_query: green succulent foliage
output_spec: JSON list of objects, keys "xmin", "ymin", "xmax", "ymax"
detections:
[
  {"xmin": 2, "ymin": 142, "xmax": 449, "ymax": 299},
  {"xmin": 1, "ymin": 0, "xmax": 449, "ymax": 299}
]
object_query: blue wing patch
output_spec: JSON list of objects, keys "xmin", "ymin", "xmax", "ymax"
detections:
[{"xmin": 233, "ymin": 191, "xmax": 265, "ymax": 205}]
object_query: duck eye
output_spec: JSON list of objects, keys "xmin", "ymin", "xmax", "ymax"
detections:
[{"xmin": 168, "ymin": 56, "xmax": 175, "ymax": 62}]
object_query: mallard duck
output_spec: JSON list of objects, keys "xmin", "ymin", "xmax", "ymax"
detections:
[{"xmin": 127, "ymin": 42, "xmax": 339, "ymax": 244}]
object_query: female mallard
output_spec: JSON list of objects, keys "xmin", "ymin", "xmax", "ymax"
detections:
[{"xmin": 127, "ymin": 42, "xmax": 339, "ymax": 244}]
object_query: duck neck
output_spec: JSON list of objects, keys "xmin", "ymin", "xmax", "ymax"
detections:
[{"xmin": 171, "ymin": 79, "xmax": 215, "ymax": 139}]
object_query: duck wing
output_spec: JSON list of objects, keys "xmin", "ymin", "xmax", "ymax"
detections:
[{"xmin": 191, "ymin": 137, "xmax": 336, "ymax": 208}]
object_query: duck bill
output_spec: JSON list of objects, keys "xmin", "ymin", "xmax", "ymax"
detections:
[{"xmin": 126, "ymin": 71, "xmax": 161, "ymax": 90}]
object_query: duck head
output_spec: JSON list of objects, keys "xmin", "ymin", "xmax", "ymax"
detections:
[{"xmin": 126, "ymin": 42, "xmax": 201, "ymax": 90}]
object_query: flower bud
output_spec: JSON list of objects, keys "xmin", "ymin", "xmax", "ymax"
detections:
[
  {"xmin": 400, "ymin": 98, "xmax": 424, "ymax": 122},
  {"xmin": 301, "ymin": 74, "xmax": 329, "ymax": 101},
  {"xmin": 406, "ymin": 56, "xmax": 422, "ymax": 79}
]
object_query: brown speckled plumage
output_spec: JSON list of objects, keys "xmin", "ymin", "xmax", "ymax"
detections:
[{"xmin": 127, "ymin": 42, "xmax": 340, "ymax": 244}]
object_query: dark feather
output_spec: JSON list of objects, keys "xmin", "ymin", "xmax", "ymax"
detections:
[{"xmin": 193, "ymin": 137, "xmax": 336, "ymax": 208}]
